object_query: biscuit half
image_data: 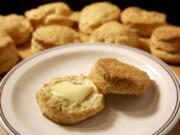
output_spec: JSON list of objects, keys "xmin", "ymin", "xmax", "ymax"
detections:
[
  {"xmin": 0, "ymin": 32, "xmax": 19, "ymax": 74},
  {"xmin": 150, "ymin": 25, "xmax": 180, "ymax": 64},
  {"xmin": 89, "ymin": 58, "xmax": 150, "ymax": 95},
  {"xmin": 121, "ymin": 7, "xmax": 167, "ymax": 36},
  {"xmin": 36, "ymin": 75, "xmax": 105, "ymax": 125}
]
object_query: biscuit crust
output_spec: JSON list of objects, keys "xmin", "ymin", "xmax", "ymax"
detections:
[
  {"xmin": 89, "ymin": 58, "xmax": 150, "ymax": 95},
  {"xmin": 0, "ymin": 33, "xmax": 19, "ymax": 74},
  {"xmin": 138, "ymin": 37, "xmax": 150, "ymax": 52},
  {"xmin": 36, "ymin": 75, "xmax": 105, "ymax": 125},
  {"xmin": 31, "ymin": 25, "xmax": 80, "ymax": 53},
  {"xmin": 44, "ymin": 14, "xmax": 76, "ymax": 27},
  {"xmin": 79, "ymin": 2, "xmax": 121, "ymax": 34},
  {"xmin": 150, "ymin": 26, "xmax": 180, "ymax": 64},
  {"xmin": 25, "ymin": 2, "xmax": 72, "ymax": 28},
  {"xmin": 121, "ymin": 7, "xmax": 166, "ymax": 36},
  {"xmin": 0, "ymin": 14, "xmax": 32, "ymax": 45},
  {"xmin": 89, "ymin": 21, "xmax": 139, "ymax": 47}
]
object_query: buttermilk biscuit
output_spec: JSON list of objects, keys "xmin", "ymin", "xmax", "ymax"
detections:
[
  {"xmin": 89, "ymin": 58, "xmax": 150, "ymax": 95},
  {"xmin": 121, "ymin": 7, "xmax": 167, "ymax": 36},
  {"xmin": 79, "ymin": 2, "xmax": 121, "ymax": 34},
  {"xmin": 78, "ymin": 32, "xmax": 90, "ymax": 42},
  {"xmin": 36, "ymin": 75, "xmax": 105, "ymax": 125},
  {"xmin": 31, "ymin": 25, "xmax": 80, "ymax": 54},
  {"xmin": 89, "ymin": 21, "xmax": 139, "ymax": 47},
  {"xmin": 150, "ymin": 25, "xmax": 180, "ymax": 64},
  {"xmin": 138, "ymin": 37, "xmax": 150, "ymax": 52},
  {"xmin": 44, "ymin": 14, "xmax": 76, "ymax": 27},
  {"xmin": 0, "ymin": 14, "xmax": 32, "ymax": 45},
  {"xmin": 0, "ymin": 33, "xmax": 19, "ymax": 74},
  {"xmin": 69, "ymin": 11, "xmax": 81, "ymax": 23},
  {"xmin": 25, "ymin": 2, "xmax": 72, "ymax": 28}
]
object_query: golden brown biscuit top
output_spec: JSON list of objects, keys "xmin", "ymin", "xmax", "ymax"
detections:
[
  {"xmin": 79, "ymin": 2, "xmax": 121, "ymax": 33},
  {"xmin": 95, "ymin": 58, "xmax": 149, "ymax": 82},
  {"xmin": 69, "ymin": 11, "xmax": 81, "ymax": 22},
  {"xmin": 0, "ymin": 14, "xmax": 32, "ymax": 34},
  {"xmin": 122, "ymin": 7, "xmax": 166, "ymax": 25},
  {"xmin": 92, "ymin": 21, "xmax": 137, "ymax": 36},
  {"xmin": 152, "ymin": 25, "xmax": 180, "ymax": 41},
  {"xmin": 25, "ymin": 2, "xmax": 72, "ymax": 22},
  {"xmin": 0, "ymin": 32, "xmax": 14, "ymax": 48},
  {"xmin": 33, "ymin": 25, "xmax": 79, "ymax": 46},
  {"xmin": 90, "ymin": 21, "xmax": 138, "ymax": 46}
]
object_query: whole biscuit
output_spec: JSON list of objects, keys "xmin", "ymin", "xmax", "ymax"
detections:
[
  {"xmin": 25, "ymin": 2, "xmax": 72, "ymax": 28},
  {"xmin": 0, "ymin": 14, "xmax": 33, "ymax": 45},
  {"xmin": 150, "ymin": 25, "xmax": 180, "ymax": 64},
  {"xmin": 89, "ymin": 58, "xmax": 150, "ymax": 95},
  {"xmin": 31, "ymin": 25, "xmax": 80, "ymax": 53},
  {"xmin": 36, "ymin": 75, "xmax": 105, "ymax": 125},
  {"xmin": 79, "ymin": 2, "xmax": 121, "ymax": 34},
  {"xmin": 89, "ymin": 21, "xmax": 139, "ymax": 47},
  {"xmin": 0, "ymin": 32, "xmax": 19, "ymax": 74},
  {"xmin": 121, "ymin": 7, "xmax": 166, "ymax": 36}
]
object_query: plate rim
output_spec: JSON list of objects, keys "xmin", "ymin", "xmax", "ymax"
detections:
[{"xmin": 0, "ymin": 43, "xmax": 180, "ymax": 135}]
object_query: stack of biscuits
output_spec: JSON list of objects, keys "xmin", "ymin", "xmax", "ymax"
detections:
[{"xmin": 0, "ymin": 1, "xmax": 180, "ymax": 75}]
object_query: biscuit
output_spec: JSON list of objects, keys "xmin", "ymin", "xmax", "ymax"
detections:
[
  {"xmin": 69, "ymin": 11, "xmax": 81, "ymax": 23},
  {"xmin": 150, "ymin": 25, "xmax": 180, "ymax": 64},
  {"xmin": 31, "ymin": 25, "xmax": 80, "ymax": 53},
  {"xmin": 79, "ymin": 2, "xmax": 121, "ymax": 34},
  {"xmin": 89, "ymin": 58, "xmax": 150, "ymax": 95},
  {"xmin": 89, "ymin": 21, "xmax": 139, "ymax": 47},
  {"xmin": 36, "ymin": 75, "xmax": 105, "ymax": 125},
  {"xmin": 44, "ymin": 14, "xmax": 75, "ymax": 27},
  {"xmin": 78, "ymin": 32, "xmax": 90, "ymax": 42},
  {"xmin": 17, "ymin": 39, "xmax": 33, "ymax": 59},
  {"xmin": 0, "ymin": 32, "xmax": 19, "ymax": 74},
  {"xmin": 0, "ymin": 14, "xmax": 33, "ymax": 45},
  {"xmin": 25, "ymin": 2, "xmax": 72, "ymax": 28},
  {"xmin": 138, "ymin": 37, "xmax": 150, "ymax": 52},
  {"xmin": 121, "ymin": 7, "xmax": 167, "ymax": 36},
  {"xmin": 0, "ymin": 15, "xmax": 3, "ymax": 21}
]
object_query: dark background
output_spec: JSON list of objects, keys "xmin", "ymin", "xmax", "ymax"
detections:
[{"xmin": 0, "ymin": 0, "xmax": 178, "ymax": 25}]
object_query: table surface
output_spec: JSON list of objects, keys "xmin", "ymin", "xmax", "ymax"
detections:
[{"xmin": 0, "ymin": 45, "xmax": 180, "ymax": 135}]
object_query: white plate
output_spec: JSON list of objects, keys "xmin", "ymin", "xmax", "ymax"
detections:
[{"xmin": 0, "ymin": 43, "xmax": 180, "ymax": 135}]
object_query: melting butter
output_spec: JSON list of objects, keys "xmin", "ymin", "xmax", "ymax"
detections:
[{"xmin": 51, "ymin": 81, "xmax": 93, "ymax": 105}]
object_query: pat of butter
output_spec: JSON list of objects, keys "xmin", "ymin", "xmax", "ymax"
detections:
[{"xmin": 51, "ymin": 81, "xmax": 93, "ymax": 105}]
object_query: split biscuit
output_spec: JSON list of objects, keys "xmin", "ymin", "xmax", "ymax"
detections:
[
  {"xmin": 89, "ymin": 58, "xmax": 150, "ymax": 95},
  {"xmin": 121, "ymin": 7, "xmax": 167, "ymax": 36},
  {"xmin": 0, "ymin": 14, "xmax": 32, "ymax": 45},
  {"xmin": 0, "ymin": 32, "xmax": 19, "ymax": 74},
  {"xmin": 89, "ymin": 21, "xmax": 139, "ymax": 47},
  {"xmin": 150, "ymin": 25, "xmax": 180, "ymax": 64},
  {"xmin": 79, "ymin": 2, "xmax": 121, "ymax": 34},
  {"xmin": 25, "ymin": 2, "xmax": 72, "ymax": 28},
  {"xmin": 36, "ymin": 75, "xmax": 105, "ymax": 125},
  {"xmin": 31, "ymin": 25, "xmax": 80, "ymax": 54}
]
